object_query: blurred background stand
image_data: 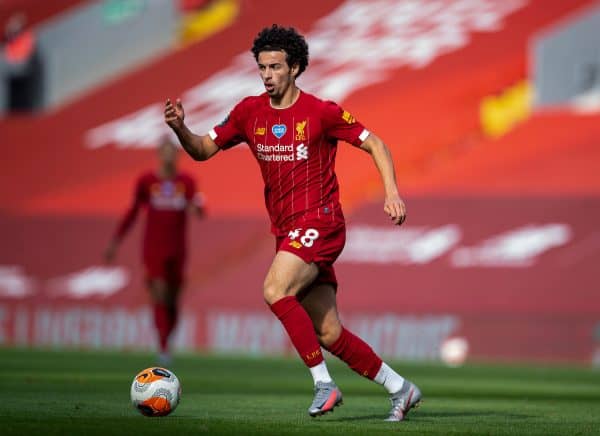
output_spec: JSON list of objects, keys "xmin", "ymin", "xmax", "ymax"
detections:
[{"xmin": 0, "ymin": 12, "xmax": 43, "ymax": 114}]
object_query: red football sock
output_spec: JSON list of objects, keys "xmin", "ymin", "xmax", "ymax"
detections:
[
  {"xmin": 153, "ymin": 302, "xmax": 170, "ymax": 352},
  {"xmin": 269, "ymin": 296, "xmax": 324, "ymax": 367},
  {"xmin": 326, "ymin": 327, "xmax": 382, "ymax": 379}
]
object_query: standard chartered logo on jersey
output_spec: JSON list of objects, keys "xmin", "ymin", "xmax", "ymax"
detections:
[
  {"xmin": 256, "ymin": 143, "xmax": 308, "ymax": 162},
  {"xmin": 86, "ymin": 0, "xmax": 526, "ymax": 149}
]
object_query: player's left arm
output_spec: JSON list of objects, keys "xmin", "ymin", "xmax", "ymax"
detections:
[{"xmin": 359, "ymin": 133, "xmax": 407, "ymax": 226}]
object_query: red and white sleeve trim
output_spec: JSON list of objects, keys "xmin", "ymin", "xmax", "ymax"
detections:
[
  {"xmin": 208, "ymin": 129, "xmax": 217, "ymax": 140},
  {"xmin": 359, "ymin": 129, "xmax": 370, "ymax": 142}
]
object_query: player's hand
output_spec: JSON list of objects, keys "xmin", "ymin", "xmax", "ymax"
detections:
[
  {"xmin": 164, "ymin": 98, "xmax": 185, "ymax": 130},
  {"xmin": 384, "ymin": 194, "xmax": 407, "ymax": 226}
]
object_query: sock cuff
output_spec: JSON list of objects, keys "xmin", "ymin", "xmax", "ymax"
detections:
[
  {"xmin": 366, "ymin": 357, "xmax": 384, "ymax": 380},
  {"xmin": 269, "ymin": 295, "xmax": 299, "ymax": 319}
]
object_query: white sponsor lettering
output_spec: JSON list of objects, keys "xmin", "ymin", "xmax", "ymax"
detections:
[
  {"xmin": 339, "ymin": 225, "xmax": 461, "ymax": 264},
  {"xmin": 451, "ymin": 224, "xmax": 572, "ymax": 267},
  {"xmin": 14, "ymin": 307, "xmax": 29, "ymax": 345},
  {"xmin": 347, "ymin": 314, "xmax": 459, "ymax": 360},
  {"xmin": 256, "ymin": 152, "xmax": 296, "ymax": 162},
  {"xmin": 150, "ymin": 194, "xmax": 187, "ymax": 210},
  {"xmin": 206, "ymin": 311, "xmax": 459, "ymax": 360},
  {"xmin": 0, "ymin": 305, "xmax": 195, "ymax": 349},
  {"xmin": 0, "ymin": 266, "xmax": 36, "ymax": 298},
  {"xmin": 341, "ymin": 223, "xmax": 572, "ymax": 267},
  {"xmin": 48, "ymin": 266, "xmax": 129, "ymax": 298},
  {"xmin": 207, "ymin": 311, "xmax": 287, "ymax": 354},
  {"xmin": 256, "ymin": 144, "xmax": 294, "ymax": 153},
  {"xmin": 86, "ymin": 0, "xmax": 526, "ymax": 149},
  {"xmin": 255, "ymin": 143, "xmax": 299, "ymax": 162}
]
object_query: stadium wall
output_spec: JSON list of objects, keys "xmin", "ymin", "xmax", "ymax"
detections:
[
  {"xmin": 532, "ymin": 2, "xmax": 600, "ymax": 106},
  {"xmin": 1, "ymin": 196, "xmax": 599, "ymax": 366}
]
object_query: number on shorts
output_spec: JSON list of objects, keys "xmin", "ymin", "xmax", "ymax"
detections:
[{"xmin": 300, "ymin": 228, "xmax": 320, "ymax": 247}]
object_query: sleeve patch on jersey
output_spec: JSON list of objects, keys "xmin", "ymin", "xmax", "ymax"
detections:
[
  {"xmin": 208, "ymin": 129, "xmax": 217, "ymax": 140},
  {"xmin": 359, "ymin": 129, "xmax": 370, "ymax": 142},
  {"xmin": 342, "ymin": 110, "xmax": 355, "ymax": 124}
]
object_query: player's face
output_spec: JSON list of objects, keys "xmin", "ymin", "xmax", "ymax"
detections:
[{"xmin": 257, "ymin": 50, "xmax": 297, "ymax": 98}]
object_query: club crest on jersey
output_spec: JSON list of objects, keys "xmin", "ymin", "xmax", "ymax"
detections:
[
  {"xmin": 161, "ymin": 181, "xmax": 175, "ymax": 195},
  {"xmin": 295, "ymin": 120, "xmax": 307, "ymax": 140},
  {"xmin": 255, "ymin": 127, "xmax": 266, "ymax": 135},
  {"xmin": 272, "ymin": 124, "xmax": 287, "ymax": 139}
]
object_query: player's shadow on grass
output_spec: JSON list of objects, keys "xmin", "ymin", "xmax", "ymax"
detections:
[
  {"xmin": 328, "ymin": 411, "xmax": 532, "ymax": 422},
  {"xmin": 416, "ymin": 411, "xmax": 532, "ymax": 420}
]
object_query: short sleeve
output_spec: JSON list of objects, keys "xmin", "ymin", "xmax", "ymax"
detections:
[
  {"xmin": 208, "ymin": 99, "xmax": 249, "ymax": 150},
  {"xmin": 322, "ymin": 101, "xmax": 370, "ymax": 146}
]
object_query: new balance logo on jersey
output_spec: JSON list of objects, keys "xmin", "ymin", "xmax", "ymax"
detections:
[{"xmin": 296, "ymin": 143, "xmax": 308, "ymax": 160}]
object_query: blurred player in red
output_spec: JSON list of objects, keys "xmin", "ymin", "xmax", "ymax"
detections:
[
  {"xmin": 164, "ymin": 25, "xmax": 421, "ymax": 421},
  {"xmin": 105, "ymin": 137, "xmax": 204, "ymax": 365}
]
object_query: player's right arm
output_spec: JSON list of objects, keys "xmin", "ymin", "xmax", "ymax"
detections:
[{"xmin": 164, "ymin": 98, "xmax": 220, "ymax": 161}]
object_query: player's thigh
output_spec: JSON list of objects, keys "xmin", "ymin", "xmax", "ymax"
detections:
[
  {"xmin": 263, "ymin": 250, "xmax": 319, "ymax": 304},
  {"xmin": 145, "ymin": 254, "xmax": 183, "ymax": 303},
  {"xmin": 300, "ymin": 283, "xmax": 342, "ymax": 346}
]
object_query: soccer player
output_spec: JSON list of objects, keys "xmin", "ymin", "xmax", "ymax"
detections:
[
  {"xmin": 164, "ymin": 25, "xmax": 421, "ymax": 421},
  {"xmin": 104, "ymin": 137, "xmax": 204, "ymax": 365}
]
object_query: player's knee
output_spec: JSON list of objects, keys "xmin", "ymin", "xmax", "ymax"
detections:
[
  {"xmin": 263, "ymin": 274, "xmax": 300, "ymax": 304},
  {"xmin": 263, "ymin": 281, "xmax": 285, "ymax": 305}
]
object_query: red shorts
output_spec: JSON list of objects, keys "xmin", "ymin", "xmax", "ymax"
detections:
[
  {"xmin": 143, "ymin": 252, "xmax": 185, "ymax": 286},
  {"xmin": 276, "ymin": 221, "xmax": 346, "ymax": 289}
]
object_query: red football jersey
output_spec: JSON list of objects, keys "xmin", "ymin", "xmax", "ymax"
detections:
[
  {"xmin": 114, "ymin": 172, "xmax": 200, "ymax": 256},
  {"xmin": 209, "ymin": 91, "xmax": 369, "ymax": 235}
]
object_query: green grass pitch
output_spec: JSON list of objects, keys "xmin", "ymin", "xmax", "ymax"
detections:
[{"xmin": 1, "ymin": 348, "xmax": 599, "ymax": 435}]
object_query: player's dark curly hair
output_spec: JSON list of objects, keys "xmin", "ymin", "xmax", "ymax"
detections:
[{"xmin": 251, "ymin": 24, "xmax": 309, "ymax": 78}]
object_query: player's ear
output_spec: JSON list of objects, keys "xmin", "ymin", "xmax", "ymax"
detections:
[{"xmin": 290, "ymin": 63, "xmax": 299, "ymax": 78}]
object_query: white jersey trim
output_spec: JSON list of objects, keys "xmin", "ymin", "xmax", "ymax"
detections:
[
  {"xmin": 208, "ymin": 129, "xmax": 217, "ymax": 140},
  {"xmin": 359, "ymin": 129, "xmax": 370, "ymax": 142}
]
